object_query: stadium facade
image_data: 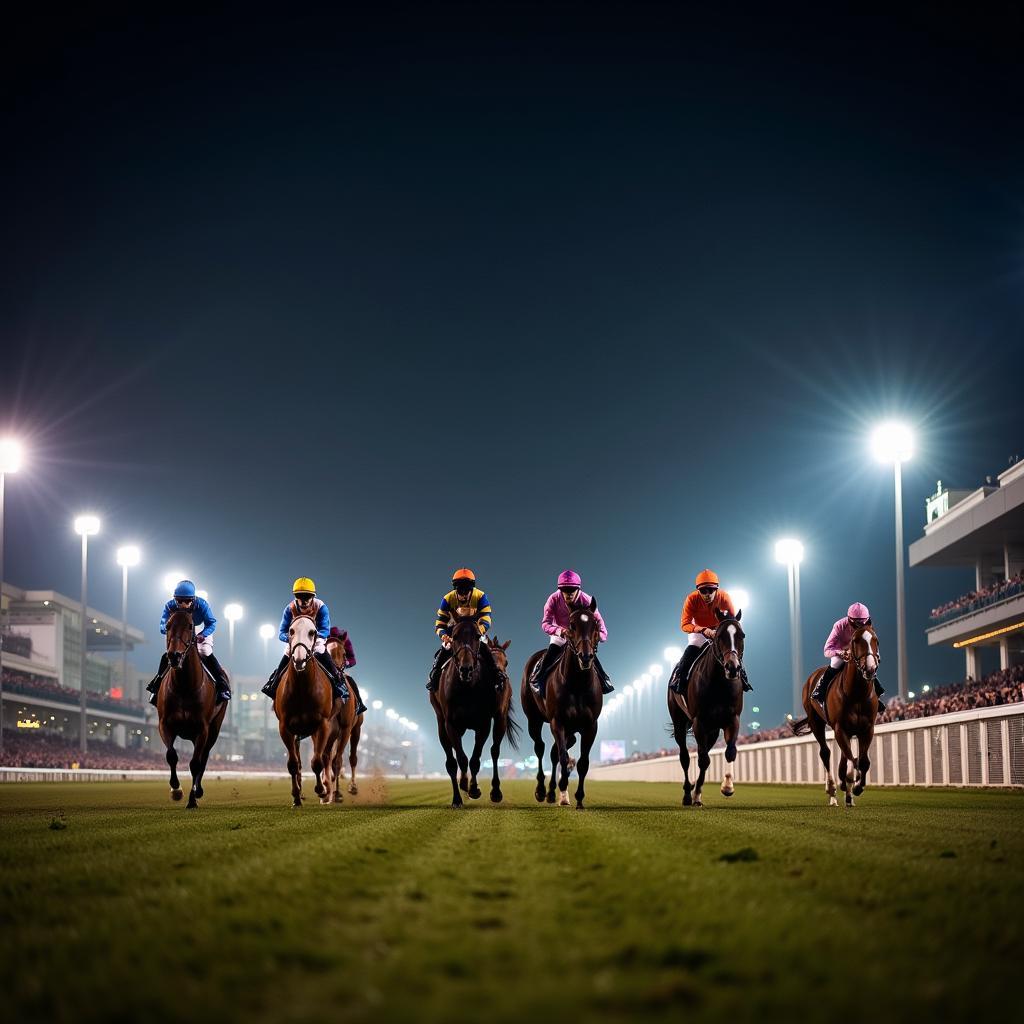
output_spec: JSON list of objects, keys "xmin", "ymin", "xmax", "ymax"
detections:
[{"xmin": 910, "ymin": 457, "xmax": 1024, "ymax": 680}]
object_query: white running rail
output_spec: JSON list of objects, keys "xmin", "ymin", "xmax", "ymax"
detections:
[{"xmin": 589, "ymin": 703, "xmax": 1024, "ymax": 787}]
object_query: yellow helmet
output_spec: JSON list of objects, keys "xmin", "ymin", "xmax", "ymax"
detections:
[{"xmin": 292, "ymin": 577, "xmax": 316, "ymax": 595}]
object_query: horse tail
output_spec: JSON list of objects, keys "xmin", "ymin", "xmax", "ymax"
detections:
[
  {"xmin": 503, "ymin": 705, "xmax": 522, "ymax": 751},
  {"xmin": 790, "ymin": 716, "xmax": 812, "ymax": 736}
]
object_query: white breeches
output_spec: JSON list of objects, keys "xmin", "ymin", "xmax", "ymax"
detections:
[
  {"xmin": 829, "ymin": 656, "xmax": 843, "ymax": 669},
  {"xmin": 549, "ymin": 636, "xmax": 566, "ymax": 648},
  {"xmin": 687, "ymin": 633, "xmax": 709, "ymax": 648},
  {"xmin": 196, "ymin": 636, "xmax": 213, "ymax": 657}
]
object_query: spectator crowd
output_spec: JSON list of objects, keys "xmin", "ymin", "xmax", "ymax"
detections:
[
  {"xmin": 930, "ymin": 572, "xmax": 1024, "ymax": 623},
  {"xmin": 2, "ymin": 667, "xmax": 146, "ymax": 715}
]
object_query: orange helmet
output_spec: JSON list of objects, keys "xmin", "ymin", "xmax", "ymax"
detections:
[
  {"xmin": 452, "ymin": 568, "xmax": 476, "ymax": 583},
  {"xmin": 695, "ymin": 569, "xmax": 719, "ymax": 589}
]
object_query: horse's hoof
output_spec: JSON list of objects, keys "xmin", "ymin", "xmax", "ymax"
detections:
[
  {"xmin": 829, "ymin": 797, "xmax": 839, "ymax": 807},
  {"xmin": 186, "ymin": 800, "xmax": 198, "ymax": 810},
  {"xmin": 575, "ymin": 802, "xmax": 586, "ymax": 811},
  {"xmin": 459, "ymin": 777, "xmax": 469, "ymax": 793},
  {"xmin": 195, "ymin": 787, "xmax": 203, "ymax": 799},
  {"xmin": 348, "ymin": 785, "xmax": 358, "ymax": 796},
  {"xmin": 559, "ymin": 793, "xmax": 570, "ymax": 807},
  {"xmin": 171, "ymin": 789, "xmax": 183, "ymax": 802},
  {"xmin": 683, "ymin": 792, "xmax": 692, "ymax": 807},
  {"xmin": 846, "ymin": 798, "xmax": 855, "ymax": 808},
  {"xmin": 546, "ymin": 791, "xmax": 556, "ymax": 804},
  {"xmin": 450, "ymin": 801, "xmax": 464, "ymax": 810},
  {"xmin": 852, "ymin": 784, "xmax": 864, "ymax": 797},
  {"xmin": 490, "ymin": 789, "xmax": 503, "ymax": 804},
  {"xmin": 292, "ymin": 800, "xmax": 302, "ymax": 809},
  {"xmin": 721, "ymin": 786, "xmax": 734, "ymax": 798},
  {"xmin": 534, "ymin": 786, "xmax": 546, "ymax": 803},
  {"xmin": 334, "ymin": 793, "xmax": 343, "ymax": 804},
  {"xmin": 693, "ymin": 797, "xmax": 703, "ymax": 808},
  {"xmin": 468, "ymin": 786, "xmax": 482, "ymax": 800}
]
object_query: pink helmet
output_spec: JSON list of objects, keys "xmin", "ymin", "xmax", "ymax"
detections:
[
  {"xmin": 848, "ymin": 602, "xmax": 870, "ymax": 620},
  {"xmin": 557, "ymin": 569, "xmax": 582, "ymax": 589}
]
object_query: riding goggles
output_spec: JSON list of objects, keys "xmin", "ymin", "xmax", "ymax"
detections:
[{"xmin": 697, "ymin": 586, "xmax": 718, "ymax": 596}]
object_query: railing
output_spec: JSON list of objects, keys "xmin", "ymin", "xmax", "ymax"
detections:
[
  {"xmin": 589, "ymin": 703, "xmax": 1024, "ymax": 787},
  {"xmin": 928, "ymin": 584, "xmax": 1024, "ymax": 626}
]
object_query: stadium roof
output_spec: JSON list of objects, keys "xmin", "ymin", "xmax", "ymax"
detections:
[{"xmin": 910, "ymin": 460, "xmax": 1024, "ymax": 569}]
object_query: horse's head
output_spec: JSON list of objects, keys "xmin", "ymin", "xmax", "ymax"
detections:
[
  {"xmin": 566, "ymin": 596, "xmax": 601, "ymax": 671},
  {"xmin": 450, "ymin": 615, "xmax": 482, "ymax": 684},
  {"xmin": 288, "ymin": 615, "xmax": 319, "ymax": 672},
  {"xmin": 165, "ymin": 609, "xmax": 195, "ymax": 670},
  {"xmin": 713, "ymin": 608, "xmax": 745, "ymax": 681},
  {"xmin": 488, "ymin": 635, "xmax": 511, "ymax": 688},
  {"xmin": 850, "ymin": 625, "xmax": 880, "ymax": 681}
]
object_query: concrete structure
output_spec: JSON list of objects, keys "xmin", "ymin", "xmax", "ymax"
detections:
[
  {"xmin": 909, "ymin": 459, "xmax": 1024, "ymax": 679},
  {"xmin": 1, "ymin": 581, "xmax": 149, "ymax": 744}
]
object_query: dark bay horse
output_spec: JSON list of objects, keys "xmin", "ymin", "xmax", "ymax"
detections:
[
  {"xmin": 273, "ymin": 615, "xmax": 342, "ymax": 807},
  {"xmin": 156, "ymin": 609, "xmax": 228, "ymax": 809},
  {"xmin": 326, "ymin": 635, "xmax": 364, "ymax": 801},
  {"xmin": 667, "ymin": 609, "xmax": 745, "ymax": 807},
  {"xmin": 520, "ymin": 596, "xmax": 603, "ymax": 809},
  {"xmin": 792, "ymin": 625, "xmax": 881, "ymax": 807},
  {"xmin": 429, "ymin": 616, "xmax": 519, "ymax": 809}
]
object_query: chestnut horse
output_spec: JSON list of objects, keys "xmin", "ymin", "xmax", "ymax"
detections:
[
  {"xmin": 156, "ymin": 609, "xmax": 228, "ymax": 809},
  {"xmin": 326, "ymin": 635, "xmax": 364, "ymax": 801},
  {"xmin": 667, "ymin": 609, "xmax": 745, "ymax": 807},
  {"xmin": 273, "ymin": 615, "xmax": 342, "ymax": 807},
  {"xmin": 791, "ymin": 625, "xmax": 880, "ymax": 807},
  {"xmin": 429, "ymin": 616, "xmax": 519, "ymax": 809},
  {"xmin": 520, "ymin": 596, "xmax": 603, "ymax": 810}
]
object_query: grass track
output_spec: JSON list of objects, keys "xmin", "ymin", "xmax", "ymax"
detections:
[{"xmin": 1, "ymin": 778, "xmax": 1020, "ymax": 1023}]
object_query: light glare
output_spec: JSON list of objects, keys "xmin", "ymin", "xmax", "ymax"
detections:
[
  {"xmin": 774, "ymin": 538, "xmax": 804, "ymax": 566},
  {"xmin": 0, "ymin": 438, "xmax": 24, "ymax": 474},
  {"xmin": 871, "ymin": 421, "xmax": 914, "ymax": 464},
  {"xmin": 116, "ymin": 545, "xmax": 141, "ymax": 568}
]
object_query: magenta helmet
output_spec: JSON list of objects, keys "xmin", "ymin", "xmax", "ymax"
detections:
[
  {"xmin": 557, "ymin": 569, "xmax": 582, "ymax": 589},
  {"xmin": 848, "ymin": 602, "xmax": 870, "ymax": 620}
]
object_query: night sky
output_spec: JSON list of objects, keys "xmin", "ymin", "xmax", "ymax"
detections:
[{"xmin": 2, "ymin": 6, "xmax": 1022, "ymax": 743}]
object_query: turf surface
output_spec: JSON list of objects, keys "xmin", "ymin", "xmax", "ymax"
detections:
[{"xmin": 1, "ymin": 778, "xmax": 1020, "ymax": 1024}]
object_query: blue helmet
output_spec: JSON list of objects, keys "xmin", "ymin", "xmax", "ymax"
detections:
[{"xmin": 173, "ymin": 580, "xmax": 197, "ymax": 599}]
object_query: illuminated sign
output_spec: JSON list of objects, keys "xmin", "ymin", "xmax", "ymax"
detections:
[
  {"xmin": 16, "ymin": 719, "xmax": 41, "ymax": 729},
  {"xmin": 952, "ymin": 620, "xmax": 1024, "ymax": 648},
  {"xmin": 109, "ymin": 687, "xmax": 123, "ymax": 700}
]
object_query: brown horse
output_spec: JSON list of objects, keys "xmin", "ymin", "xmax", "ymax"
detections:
[
  {"xmin": 326, "ymin": 635, "xmax": 364, "ymax": 801},
  {"xmin": 156, "ymin": 609, "xmax": 228, "ymax": 809},
  {"xmin": 273, "ymin": 614, "xmax": 342, "ymax": 807},
  {"xmin": 792, "ymin": 625, "xmax": 880, "ymax": 807},
  {"xmin": 429, "ymin": 616, "xmax": 519, "ymax": 809},
  {"xmin": 667, "ymin": 609, "xmax": 745, "ymax": 807},
  {"xmin": 520, "ymin": 596, "xmax": 603, "ymax": 809}
]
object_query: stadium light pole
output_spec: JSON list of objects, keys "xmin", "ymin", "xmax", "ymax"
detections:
[
  {"xmin": 259, "ymin": 623, "xmax": 275, "ymax": 761},
  {"xmin": 0, "ymin": 438, "xmax": 25, "ymax": 757},
  {"xmin": 871, "ymin": 422, "xmax": 914, "ymax": 701},
  {"xmin": 775, "ymin": 539, "xmax": 805, "ymax": 715},
  {"xmin": 223, "ymin": 604, "xmax": 243, "ymax": 758},
  {"xmin": 116, "ymin": 546, "xmax": 141, "ymax": 705},
  {"xmin": 74, "ymin": 515, "xmax": 101, "ymax": 755}
]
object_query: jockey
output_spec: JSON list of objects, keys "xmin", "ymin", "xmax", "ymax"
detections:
[
  {"xmin": 261, "ymin": 578, "xmax": 362, "ymax": 710},
  {"xmin": 146, "ymin": 580, "xmax": 231, "ymax": 705},
  {"xmin": 326, "ymin": 626, "xmax": 356, "ymax": 670},
  {"xmin": 811, "ymin": 602, "xmax": 886, "ymax": 711},
  {"xmin": 530, "ymin": 570, "xmax": 614, "ymax": 698},
  {"xmin": 427, "ymin": 568, "xmax": 500, "ymax": 691},
  {"xmin": 669, "ymin": 570, "xmax": 752, "ymax": 694}
]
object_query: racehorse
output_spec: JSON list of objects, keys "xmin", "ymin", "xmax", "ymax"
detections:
[
  {"xmin": 429, "ymin": 616, "xmax": 519, "ymax": 809},
  {"xmin": 791, "ymin": 625, "xmax": 880, "ymax": 807},
  {"xmin": 667, "ymin": 609, "xmax": 745, "ymax": 807},
  {"xmin": 156, "ymin": 608, "xmax": 228, "ymax": 809},
  {"xmin": 326, "ymin": 634, "xmax": 364, "ymax": 800},
  {"xmin": 273, "ymin": 615, "xmax": 342, "ymax": 807},
  {"xmin": 520, "ymin": 596, "xmax": 603, "ymax": 810}
]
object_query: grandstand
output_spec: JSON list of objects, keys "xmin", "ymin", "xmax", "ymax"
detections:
[
  {"xmin": 1, "ymin": 582, "xmax": 149, "ymax": 748},
  {"xmin": 910, "ymin": 457, "xmax": 1024, "ymax": 681}
]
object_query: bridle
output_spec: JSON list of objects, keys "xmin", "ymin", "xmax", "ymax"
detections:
[
  {"xmin": 709, "ymin": 620, "xmax": 744, "ymax": 679},
  {"xmin": 851, "ymin": 634, "xmax": 880, "ymax": 680},
  {"xmin": 288, "ymin": 617, "xmax": 318, "ymax": 670},
  {"xmin": 166, "ymin": 613, "xmax": 196, "ymax": 668},
  {"xmin": 565, "ymin": 620, "xmax": 597, "ymax": 670}
]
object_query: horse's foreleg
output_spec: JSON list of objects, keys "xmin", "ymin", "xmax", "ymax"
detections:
[
  {"xmin": 692, "ymin": 728, "xmax": 713, "ymax": 808},
  {"xmin": 835, "ymin": 729, "xmax": 857, "ymax": 807},
  {"xmin": 853, "ymin": 730, "xmax": 873, "ymax": 797},
  {"xmin": 547, "ymin": 733, "xmax": 559, "ymax": 804},
  {"xmin": 574, "ymin": 723, "xmax": 597, "ymax": 810},
  {"xmin": 808, "ymin": 714, "xmax": 837, "ymax": 805},
  {"xmin": 721, "ymin": 714, "xmax": 740, "ymax": 797},
  {"xmin": 311, "ymin": 720, "xmax": 334, "ymax": 804},
  {"xmin": 162, "ymin": 727, "xmax": 182, "ymax": 801},
  {"xmin": 279, "ymin": 722, "xmax": 302, "ymax": 807},
  {"xmin": 447, "ymin": 723, "xmax": 470, "ymax": 794},
  {"xmin": 467, "ymin": 726, "xmax": 487, "ymax": 800},
  {"xmin": 527, "ymin": 715, "xmax": 547, "ymax": 802},
  {"xmin": 672, "ymin": 710, "xmax": 693, "ymax": 806},
  {"xmin": 553, "ymin": 726, "xmax": 571, "ymax": 806},
  {"xmin": 489, "ymin": 716, "xmax": 507, "ymax": 804},
  {"xmin": 186, "ymin": 726, "xmax": 208, "ymax": 809},
  {"xmin": 437, "ymin": 719, "xmax": 462, "ymax": 808},
  {"xmin": 194, "ymin": 705, "xmax": 226, "ymax": 801}
]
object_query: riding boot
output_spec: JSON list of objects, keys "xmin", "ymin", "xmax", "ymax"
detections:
[
  {"xmin": 670, "ymin": 645, "xmax": 701, "ymax": 694},
  {"xmin": 530, "ymin": 644, "xmax": 564, "ymax": 699},
  {"xmin": 593, "ymin": 654, "xmax": 614, "ymax": 694},
  {"xmin": 262, "ymin": 655, "xmax": 289, "ymax": 699},
  {"xmin": 349, "ymin": 680, "xmax": 368, "ymax": 716},
  {"xmin": 740, "ymin": 666, "xmax": 753, "ymax": 693},
  {"xmin": 201, "ymin": 653, "xmax": 231, "ymax": 703},
  {"xmin": 426, "ymin": 648, "xmax": 450, "ymax": 692},
  {"xmin": 812, "ymin": 664, "xmax": 840, "ymax": 708},
  {"xmin": 315, "ymin": 651, "xmax": 350, "ymax": 703},
  {"xmin": 874, "ymin": 678, "xmax": 886, "ymax": 711},
  {"xmin": 147, "ymin": 654, "xmax": 169, "ymax": 706}
]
